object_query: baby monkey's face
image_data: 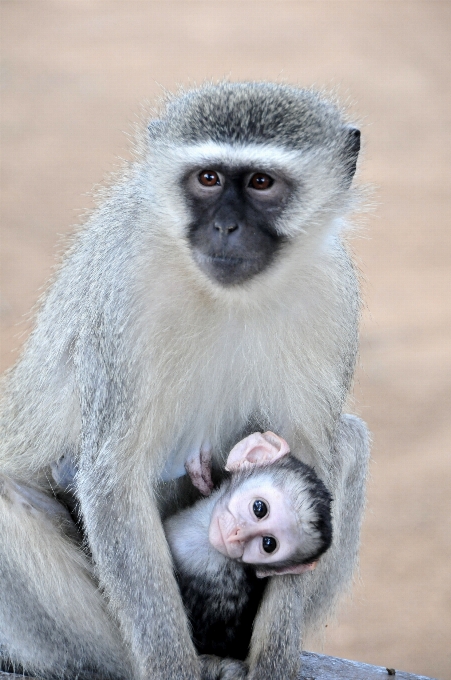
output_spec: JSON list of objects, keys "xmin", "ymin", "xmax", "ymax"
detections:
[
  {"xmin": 208, "ymin": 475, "xmax": 300, "ymax": 566},
  {"xmin": 187, "ymin": 431, "xmax": 324, "ymax": 577}
]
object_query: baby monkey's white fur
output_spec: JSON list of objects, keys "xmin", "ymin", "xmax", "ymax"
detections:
[{"xmin": 0, "ymin": 82, "xmax": 369, "ymax": 680}]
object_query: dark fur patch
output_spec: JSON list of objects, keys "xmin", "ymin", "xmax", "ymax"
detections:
[
  {"xmin": 164, "ymin": 82, "xmax": 344, "ymax": 150},
  {"xmin": 176, "ymin": 561, "xmax": 267, "ymax": 660}
]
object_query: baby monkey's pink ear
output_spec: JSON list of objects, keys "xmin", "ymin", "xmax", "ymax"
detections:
[{"xmin": 225, "ymin": 431, "xmax": 290, "ymax": 472}]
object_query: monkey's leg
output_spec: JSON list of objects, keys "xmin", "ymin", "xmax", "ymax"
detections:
[
  {"xmin": 0, "ymin": 476, "xmax": 130, "ymax": 680},
  {"xmin": 246, "ymin": 414, "xmax": 370, "ymax": 680},
  {"xmin": 74, "ymin": 329, "xmax": 201, "ymax": 680}
]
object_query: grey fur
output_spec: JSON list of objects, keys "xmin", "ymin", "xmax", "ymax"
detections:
[
  {"xmin": 155, "ymin": 82, "xmax": 358, "ymax": 172},
  {"xmin": 199, "ymin": 655, "xmax": 248, "ymax": 680},
  {"xmin": 0, "ymin": 81, "xmax": 369, "ymax": 680}
]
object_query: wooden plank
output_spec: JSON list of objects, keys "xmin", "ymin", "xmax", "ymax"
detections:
[
  {"xmin": 0, "ymin": 652, "xmax": 438, "ymax": 679},
  {"xmin": 300, "ymin": 651, "xmax": 437, "ymax": 680}
]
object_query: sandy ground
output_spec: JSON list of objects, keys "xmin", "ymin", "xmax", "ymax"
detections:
[{"xmin": 1, "ymin": 2, "xmax": 450, "ymax": 678}]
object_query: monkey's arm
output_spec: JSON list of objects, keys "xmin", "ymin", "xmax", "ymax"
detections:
[
  {"xmin": 75, "ymin": 335, "xmax": 201, "ymax": 680},
  {"xmin": 247, "ymin": 414, "xmax": 370, "ymax": 680},
  {"xmin": 246, "ymin": 574, "xmax": 304, "ymax": 680},
  {"xmin": 78, "ymin": 476, "xmax": 200, "ymax": 680}
]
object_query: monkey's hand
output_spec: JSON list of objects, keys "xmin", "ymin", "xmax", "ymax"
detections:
[
  {"xmin": 199, "ymin": 655, "xmax": 248, "ymax": 680},
  {"xmin": 185, "ymin": 444, "xmax": 214, "ymax": 496}
]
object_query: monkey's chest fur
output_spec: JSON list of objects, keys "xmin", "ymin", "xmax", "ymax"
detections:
[{"xmin": 175, "ymin": 560, "xmax": 267, "ymax": 660}]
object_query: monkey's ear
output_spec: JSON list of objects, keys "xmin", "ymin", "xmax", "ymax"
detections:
[
  {"xmin": 255, "ymin": 561, "xmax": 317, "ymax": 579},
  {"xmin": 225, "ymin": 431, "xmax": 290, "ymax": 472},
  {"xmin": 343, "ymin": 126, "xmax": 361, "ymax": 183}
]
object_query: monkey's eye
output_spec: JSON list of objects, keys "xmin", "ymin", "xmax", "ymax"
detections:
[
  {"xmin": 253, "ymin": 500, "xmax": 268, "ymax": 519},
  {"xmin": 262, "ymin": 536, "xmax": 277, "ymax": 553},
  {"xmin": 248, "ymin": 173, "xmax": 274, "ymax": 190},
  {"xmin": 198, "ymin": 170, "xmax": 221, "ymax": 187}
]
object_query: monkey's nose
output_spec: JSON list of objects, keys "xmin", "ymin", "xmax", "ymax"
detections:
[
  {"xmin": 228, "ymin": 528, "xmax": 243, "ymax": 543},
  {"xmin": 214, "ymin": 222, "xmax": 239, "ymax": 235},
  {"xmin": 228, "ymin": 524, "xmax": 251, "ymax": 544}
]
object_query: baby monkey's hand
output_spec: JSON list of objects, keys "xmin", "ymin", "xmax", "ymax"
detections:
[{"xmin": 185, "ymin": 444, "xmax": 214, "ymax": 496}]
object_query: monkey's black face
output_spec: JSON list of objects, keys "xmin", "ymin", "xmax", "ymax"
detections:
[{"xmin": 184, "ymin": 166, "xmax": 292, "ymax": 286}]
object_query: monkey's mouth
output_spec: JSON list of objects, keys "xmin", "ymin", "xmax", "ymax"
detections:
[
  {"xmin": 194, "ymin": 251, "xmax": 263, "ymax": 287},
  {"xmin": 209, "ymin": 255, "xmax": 249, "ymax": 265}
]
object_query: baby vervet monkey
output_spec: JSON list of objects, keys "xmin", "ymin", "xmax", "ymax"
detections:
[{"xmin": 164, "ymin": 432, "xmax": 332, "ymax": 664}]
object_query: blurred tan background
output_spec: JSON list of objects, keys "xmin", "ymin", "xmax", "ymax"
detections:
[{"xmin": 1, "ymin": 2, "xmax": 450, "ymax": 678}]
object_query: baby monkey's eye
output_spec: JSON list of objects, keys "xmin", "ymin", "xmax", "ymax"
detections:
[
  {"xmin": 248, "ymin": 173, "xmax": 274, "ymax": 190},
  {"xmin": 198, "ymin": 170, "xmax": 221, "ymax": 187},
  {"xmin": 253, "ymin": 500, "xmax": 268, "ymax": 519},
  {"xmin": 262, "ymin": 536, "xmax": 277, "ymax": 553}
]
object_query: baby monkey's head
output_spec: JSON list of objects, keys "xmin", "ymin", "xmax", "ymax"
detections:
[{"xmin": 208, "ymin": 433, "xmax": 333, "ymax": 578}]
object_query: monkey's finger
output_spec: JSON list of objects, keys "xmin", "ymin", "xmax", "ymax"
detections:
[
  {"xmin": 187, "ymin": 469, "xmax": 213, "ymax": 496},
  {"xmin": 198, "ymin": 444, "xmax": 214, "ymax": 494},
  {"xmin": 185, "ymin": 452, "xmax": 213, "ymax": 495},
  {"xmin": 198, "ymin": 476, "xmax": 214, "ymax": 495},
  {"xmin": 200, "ymin": 466, "xmax": 214, "ymax": 494}
]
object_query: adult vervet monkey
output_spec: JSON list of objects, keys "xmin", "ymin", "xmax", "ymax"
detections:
[{"xmin": 0, "ymin": 82, "xmax": 370, "ymax": 680}]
